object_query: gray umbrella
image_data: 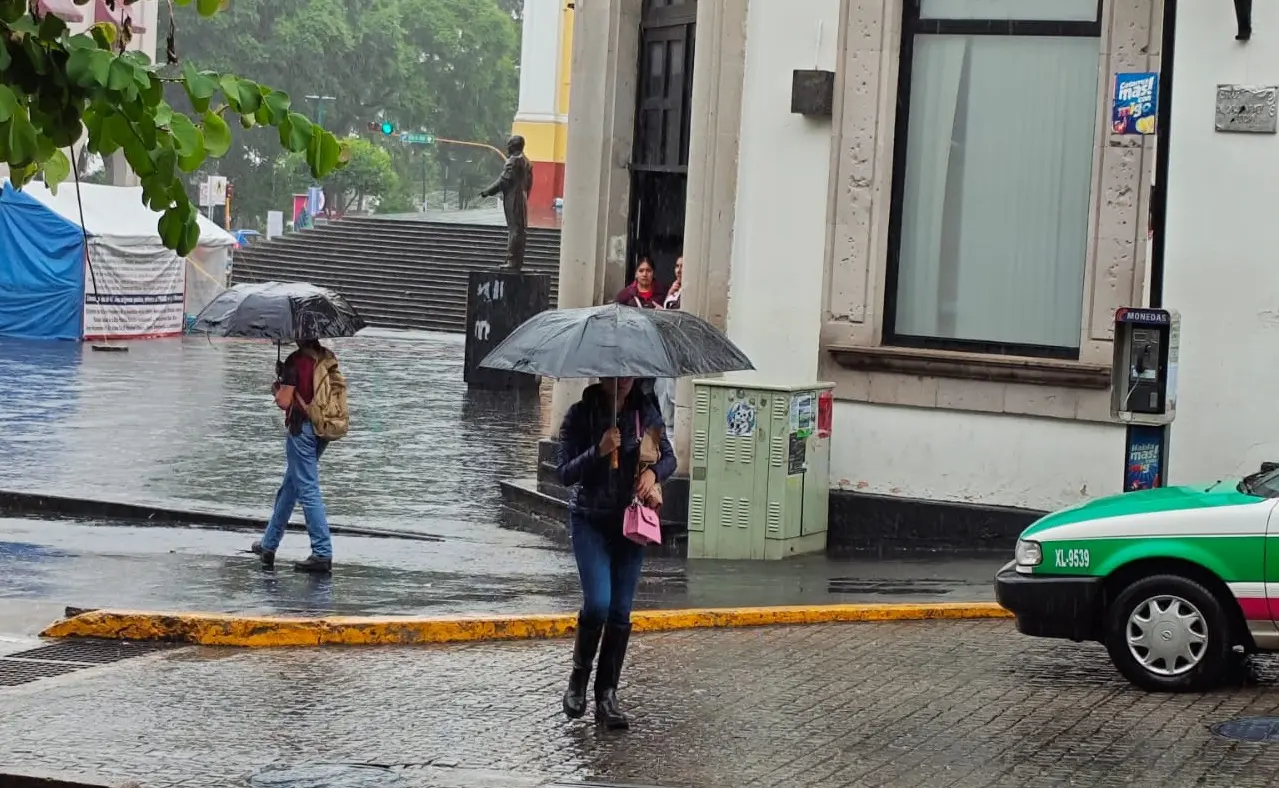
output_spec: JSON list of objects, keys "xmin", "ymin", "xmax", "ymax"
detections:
[
  {"xmin": 192, "ymin": 281, "xmax": 366, "ymax": 342},
  {"xmin": 478, "ymin": 303, "xmax": 754, "ymax": 379}
]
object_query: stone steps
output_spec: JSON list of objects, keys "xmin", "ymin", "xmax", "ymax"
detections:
[{"xmin": 229, "ymin": 219, "xmax": 561, "ymax": 334}]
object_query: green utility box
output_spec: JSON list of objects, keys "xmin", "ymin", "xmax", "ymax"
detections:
[{"xmin": 687, "ymin": 378, "xmax": 835, "ymax": 560}]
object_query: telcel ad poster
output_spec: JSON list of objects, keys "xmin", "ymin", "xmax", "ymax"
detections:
[{"xmin": 1113, "ymin": 72, "xmax": 1158, "ymax": 135}]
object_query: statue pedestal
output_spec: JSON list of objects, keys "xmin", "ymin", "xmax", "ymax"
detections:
[{"xmin": 463, "ymin": 270, "xmax": 551, "ymax": 391}]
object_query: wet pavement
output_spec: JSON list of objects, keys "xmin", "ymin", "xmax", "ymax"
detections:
[
  {"xmin": 0, "ymin": 329, "xmax": 1006, "ymax": 623},
  {"xmin": 0, "ymin": 517, "xmax": 1000, "ymax": 631},
  {"xmin": 0, "ymin": 329, "xmax": 553, "ymax": 536},
  {"xmin": 4, "ymin": 620, "xmax": 1279, "ymax": 787}
]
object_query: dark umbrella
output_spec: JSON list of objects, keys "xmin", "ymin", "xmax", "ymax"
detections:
[
  {"xmin": 192, "ymin": 282, "xmax": 366, "ymax": 342},
  {"xmin": 480, "ymin": 303, "xmax": 753, "ymax": 470},
  {"xmin": 478, "ymin": 303, "xmax": 753, "ymax": 379}
]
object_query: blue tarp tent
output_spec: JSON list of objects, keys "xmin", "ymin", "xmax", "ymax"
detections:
[
  {"xmin": 0, "ymin": 181, "xmax": 236, "ymax": 341},
  {"xmin": 0, "ymin": 182, "xmax": 84, "ymax": 340}
]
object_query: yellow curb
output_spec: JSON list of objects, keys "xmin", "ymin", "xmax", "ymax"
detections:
[{"xmin": 40, "ymin": 603, "xmax": 1012, "ymax": 648}]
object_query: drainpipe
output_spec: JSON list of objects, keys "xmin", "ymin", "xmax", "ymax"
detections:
[{"xmin": 1147, "ymin": 0, "xmax": 1176, "ymax": 309}]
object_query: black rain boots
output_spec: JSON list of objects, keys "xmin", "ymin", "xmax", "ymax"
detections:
[
  {"xmin": 562, "ymin": 621, "xmax": 603, "ymax": 719},
  {"xmin": 594, "ymin": 622, "xmax": 632, "ymax": 730}
]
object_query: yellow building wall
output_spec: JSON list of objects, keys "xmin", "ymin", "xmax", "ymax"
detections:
[{"xmin": 511, "ymin": 0, "xmax": 572, "ymax": 167}]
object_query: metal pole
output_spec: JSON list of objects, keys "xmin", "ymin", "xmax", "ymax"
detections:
[
  {"xmin": 1147, "ymin": 0, "xmax": 1176, "ymax": 310},
  {"xmin": 1142, "ymin": 0, "xmax": 1176, "ymax": 485},
  {"xmin": 305, "ymin": 95, "xmax": 337, "ymax": 130}
]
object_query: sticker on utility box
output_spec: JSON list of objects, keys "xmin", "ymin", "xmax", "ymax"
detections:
[
  {"xmin": 787, "ymin": 434, "xmax": 806, "ymax": 475},
  {"xmin": 727, "ymin": 399, "xmax": 757, "ymax": 437},
  {"xmin": 789, "ymin": 393, "xmax": 816, "ymax": 439}
]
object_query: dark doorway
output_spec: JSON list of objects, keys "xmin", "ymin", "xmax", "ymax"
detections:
[{"xmin": 626, "ymin": 0, "xmax": 696, "ymax": 293}]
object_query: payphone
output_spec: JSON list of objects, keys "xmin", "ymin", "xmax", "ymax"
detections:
[{"xmin": 1111, "ymin": 307, "xmax": 1179, "ymax": 490}]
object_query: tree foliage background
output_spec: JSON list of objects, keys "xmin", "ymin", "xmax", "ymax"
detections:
[{"xmin": 159, "ymin": 0, "xmax": 521, "ymax": 228}]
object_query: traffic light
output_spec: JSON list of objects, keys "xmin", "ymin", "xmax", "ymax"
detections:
[{"xmin": 365, "ymin": 121, "xmax": 397, "ymax": 136}]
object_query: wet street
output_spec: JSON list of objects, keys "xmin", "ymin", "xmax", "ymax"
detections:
[
  {"xmin": 0, "ymin": 330, "xmax": 1005, "ymax": 627},
  {"xmin": 0, "ymin": 329, "xmax": 551, "ymax": 534},
  {"xmin": 0, "ymin": 517, "xmax": 999, "ymax": 637},
  {"xmin": 5, "ymin": 620, "xmax": 1279, "ymax": 787}
]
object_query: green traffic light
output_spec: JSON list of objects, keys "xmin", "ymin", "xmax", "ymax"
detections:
[{"xmin": 380, "ymin": 121, "xmax": 394, "ymax": 135}]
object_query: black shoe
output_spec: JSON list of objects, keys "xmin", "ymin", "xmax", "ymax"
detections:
[
  {"xmin": 563, "ymin": 622, "xmax": 603, "ymax": 719},
  {"xmin": 293, "ymin": 554, "xmax": 332, "ymax": 574},
  {"xmin": 594, "ymin": 623, "xmax": 632, "ymax": 730},
  {"xmin": 595, "ymin": 688, "xmax": 628, "ymax": 730},
  {"xmin": 250, "ymin": 541, "xmax": 275, "ymax": 569}
]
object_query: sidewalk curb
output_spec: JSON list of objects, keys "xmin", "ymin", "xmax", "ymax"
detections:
[
  {"xmin": 0, "ymin": 489, "xmax": 445, "ymax": 543},
  {"xmin": 40, "ymin": 603, "xmax": 1013, "ymax": 647}
]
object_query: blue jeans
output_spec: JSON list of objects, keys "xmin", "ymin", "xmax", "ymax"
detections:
[
  {"xmin": 570, "ymin": 513, "xmax": 645, "ymax": 627},
  {"xmin": 260, "ymin": 422, "xmax": 332, "ymax": 559}
]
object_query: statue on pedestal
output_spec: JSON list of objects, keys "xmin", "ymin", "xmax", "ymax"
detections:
[{"xmin": 480, "ymin": 135, "xmax": 535, "ymax": 271}]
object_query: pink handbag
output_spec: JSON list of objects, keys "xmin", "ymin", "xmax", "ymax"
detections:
[{"xmin": 623, "ymin": 411, "xmax": 663, "ymax": 546}]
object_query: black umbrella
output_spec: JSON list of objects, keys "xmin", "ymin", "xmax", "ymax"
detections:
[
  {"xmin": 192, "ymin": 282, "xmax": 366, "ymax": 342},
  {"xmin": 478, "ymin": 303, "xmax": 754, "ymax": 379}
]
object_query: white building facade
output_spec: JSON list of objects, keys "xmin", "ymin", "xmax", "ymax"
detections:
[
  {"xmin": 1162, "ymin": 1, "xmax": 1279, "ymax": 484},
  {"xmin": 552, "ymin": 0, "xmax": 1165, "ymax": 531}
]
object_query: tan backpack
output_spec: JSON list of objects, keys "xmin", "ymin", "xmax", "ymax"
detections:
[{"xmin": 302, "ymin": 347, "xmax": 349, "ymax": 440}]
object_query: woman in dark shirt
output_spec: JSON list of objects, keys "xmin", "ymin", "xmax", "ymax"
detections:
[{"xmin": 556, "ymin": 376, "xmax": 675, "ymax": 729}]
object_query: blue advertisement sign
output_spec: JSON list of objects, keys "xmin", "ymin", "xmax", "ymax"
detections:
[
  {"xmin": 1113, "ymin": 72, "xmax": 1158, "ymax": 135},
  {"xmin": 1124, "ymin": 424, "xmax": 1166, "ymax": 491}
]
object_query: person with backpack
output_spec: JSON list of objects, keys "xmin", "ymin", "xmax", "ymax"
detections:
[{"xmin": 251, "ymin": 338, "xmax": 349, "ymax": 573}]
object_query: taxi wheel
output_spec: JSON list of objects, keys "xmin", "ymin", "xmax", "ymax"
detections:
[{"xmin": 1103, "ymin": 574, "xmax": 1233, "ymax": 693}]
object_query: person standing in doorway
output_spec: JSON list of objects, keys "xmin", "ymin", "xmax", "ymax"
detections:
[
  {"xmin": 252, "ymin": 339, "xmax": 346, "ymax": 574},
  {"xmin": 614, "ymin": 257, "xmax": 667, "ymax": 308},
  {"xmin": 654, "ymin": 255, "xmax": 683, "ymax": 426},
  {"xmin": 556, "ymin": 376, "xmax": 675, "ymax": 729},
  {"xmin": 662, "ymin": 255, "xmax": 683, "ymax": 311}
]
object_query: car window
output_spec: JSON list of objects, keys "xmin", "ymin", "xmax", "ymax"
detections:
[{"xmin": 1241, "ymin": 467, "xmax": 1279, "ymax": 497}]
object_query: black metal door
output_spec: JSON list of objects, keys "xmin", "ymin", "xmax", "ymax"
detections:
[{"xmin": 626, "ymin": 0, "xmax": 696, "ymax": 293}]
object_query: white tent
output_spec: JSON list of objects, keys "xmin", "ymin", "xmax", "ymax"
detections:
[{"xmin": 13, "ymin": 181, "xmax": 236, "ymax": 339}]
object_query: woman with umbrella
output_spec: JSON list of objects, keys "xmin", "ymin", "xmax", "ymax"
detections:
[
  {"xmin": 192, "ymin": 281, "xmax": 364, "ymax": 574},
  {"xmin": 557, "ymin": 374, "xmax": 673, "ymax": 729},
  {"xmin": 480, "ymin": 303, "xmax": 753, "ymax": 729}
]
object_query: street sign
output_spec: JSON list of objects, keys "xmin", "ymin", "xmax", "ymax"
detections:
[
  {"xmin": 400, "ymin": 131, "xmax": 436, "ymax": 145},
  {"xmin": 205, "ymin": 175, "xmax": 227, "ymax": 206}
]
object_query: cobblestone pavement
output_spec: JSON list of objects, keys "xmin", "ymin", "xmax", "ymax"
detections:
[{"xmin": 6, "ymin": 621, "xmax": 1279, "ymax": 787}]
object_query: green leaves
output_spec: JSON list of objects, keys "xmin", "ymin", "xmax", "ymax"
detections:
[
  {"xmin": 43, "ymin": 148, "xmax": 70, "ymax": 194},
  {"xmin": 169, "ymin": 113, "xmax": 201, "ymax": 156},
  {"xmin": 309, "ymin": 128, "xmax": 343, "ymax": 180},
  {"xmin": 6, "ymin": 110, "xmax": 38, "ymax": 168},
  {"xmin": 181, "ymin": 61, "xmax": 218, "ymax": 114},
  {"xmin": 279, "ymin": 111, "xmax": 313, "ymax": 153},
  {"xmin": 0, "ymin": 0, "xmax": 344, "ymax": 254},
  {"xmin": 0, "ymin": 86, "xmax": 16, "ymax": 124},
  {"xmin": 201, "ymin": 110, "xmax": 230, "ymax": 157},
  {"xmin": 218, "ymin": 75, "xmax": 262, "ymax": 115},
  {"xmin": 263, "ymin": 90, "xmax": 291, "ymax": 124},
  {"xmin": 36, "ymin": 11, "xmax": 66, "ymax": 42}
]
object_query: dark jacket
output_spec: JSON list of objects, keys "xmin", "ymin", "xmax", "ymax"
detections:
[{"xmin": 557, "ymin": 383, "xmax": 676, "ymax": 523}]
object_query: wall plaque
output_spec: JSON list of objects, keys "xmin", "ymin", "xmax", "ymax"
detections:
[{"xmin": 1215, "ymin": 84, "xmax": 1279, "ymax": 133}]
